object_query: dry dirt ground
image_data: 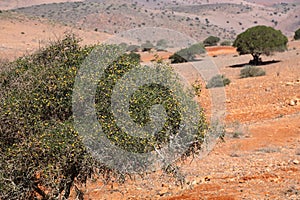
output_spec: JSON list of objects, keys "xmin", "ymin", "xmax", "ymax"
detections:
[{"xmin": 0, "ymin": 13, "xmax": 111, "ymax": 61}]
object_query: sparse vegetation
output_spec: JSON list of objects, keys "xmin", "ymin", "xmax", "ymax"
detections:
[
  {"xmin": 233, "ymin": 25, "xmax": 288, "ymax": 65},
  {"xmin": 257, "ymin": 146, "xmax": 280, "ymax": 153},
  {"xmin": 206, "ymin": 74, "xmax": 231, "ymax": 89},
  {"xmin": 240, "ymin": 65, "xmax": 266, "ymax": 78}
]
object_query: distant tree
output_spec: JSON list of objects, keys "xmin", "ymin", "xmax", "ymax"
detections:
[
  {"xmin": 127, "ymin": 44, "xmax": 140, "ymax": 52},
  {"xmin": 141, "ymin": 40, "xmax": 154, "ymax": 52},
  {"xmin": 233, "ymin": 25, "xmax": 288, "ymax": 65},
  {"xmin": 203, "ymin": 36, "xmax": 220, "ymax": 46},
  {"xmin": 294, "ymin": 28, "xmax": 300, "ymax": 40},
  {"xmin": 220, "ymin": 40, "xmax": 232, "ymax": 46},
  {"xmin": 169, "ymin": 43, "xmax": 205, "ymax": 63},
  {"xmin": 156, "ymin": 39, "xmax": 168, "ymax": 51}
]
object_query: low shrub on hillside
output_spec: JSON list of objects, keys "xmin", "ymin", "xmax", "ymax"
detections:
[
  {"xmin": 203, "ymin": 36, "xmax": 220, "ymax": 46},
  {"xmin": 206, "ymin": 74, "xmax": 231, "ymax": 89},
  {"xmin": 240, "ymin": 65, "xmax": 266, "ymax": 78},
  {"xmin": 220, "ymin": 40, "xmax": 232, "ymax": 46},
  {"xmin": 169, "ymin": 43, "xmax": 205, "ymax": 63}
]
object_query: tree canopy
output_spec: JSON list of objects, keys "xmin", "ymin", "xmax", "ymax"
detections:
[
  {"xmin": 233, "ymin": 25, "xmax": 288, "ymax": 65},
  {"xmin": 0, "ymin": 35, "xmax": 208, "ymax": 199}
]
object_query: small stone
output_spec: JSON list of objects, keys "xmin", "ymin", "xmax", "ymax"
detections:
[
  {"xmin": 265, "ymin": 87, "xmax": 271, "ymax": 92},
  {"xmin": 286, "ymin": 82, "xmax": 294, "ymax": 86},
  {"xmin": 289, "ymin": 100, "xmax": 296, "ymax": 106},
  {"xmin": 157, "ymin": 188, "xmax": 169, "ymax": 197},
  {"xmin": 293, "ymin": 160, "xmax": 299, "ymax": 165}
]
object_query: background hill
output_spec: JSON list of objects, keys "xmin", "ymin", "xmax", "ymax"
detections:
[
  {"xmin": 0, "ymin": 0, "xmax": 83, "ymax": 10},
  {"xmin": 1, "ymin": 0, "xmax": 299, "ymax": 43}
]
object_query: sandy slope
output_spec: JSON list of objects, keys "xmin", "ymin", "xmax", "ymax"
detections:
[{"xmin": 0, "ymin": 13, "xmax": 111, "ymax": 61}]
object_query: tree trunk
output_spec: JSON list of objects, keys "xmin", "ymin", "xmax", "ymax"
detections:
[{"xmin": 250, "ymin": 53, "xmax": 262, "ymax": 65}]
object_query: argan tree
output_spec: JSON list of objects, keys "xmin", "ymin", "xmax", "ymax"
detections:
[
  {"xmin": 0, "ymin": 35, "xmax": 209, "ymax": 199},
  {"xmin": 233, "ymin": 25, "xmax": 288, "ymax": 65}
]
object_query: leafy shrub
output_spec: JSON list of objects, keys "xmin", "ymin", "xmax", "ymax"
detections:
[
  {"xmin": 0, "ymin": 35, "xmax": 209, "ymax": 199},
  {"xmin": 220, "ymin": 40, "xmax": 232, "ymax": 46},
  {"xmin": 206, "ymin": 74, "xmax": 231, "ymax": 88},
  {"xmin": 203, "ymin": 36, "xmax": 220, "ymax": 46},
  {"xmin": 294, "ymin": 28, "xmax": 300, "ymax": 40},
  {"xmin": 141, "ymin": 40, "xmax": 154, "ymax": 51},
  {"xmin": 156, "ymin": 39, "xmax": 168, "ymax": 51},
  {"xmin": 169, "ymin": 43, "xmax": 205, "ymax": 63},
  {"xmin": 0, "ymin": 34, "xmax": 98, "ymax": 199},
  {"xmin": 240, "ymin": 65, "xmax": 266, "ymax": 78}
]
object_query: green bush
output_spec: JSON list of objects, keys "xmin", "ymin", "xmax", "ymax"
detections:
[
  {"xmin": 156, "ymin": 39, "xmax": 168, "ymax": 51},
  {"xmin": 169, "ymin": 43, "xmax": 205, "ymax": 63},
  {"xmin": 206, "ymin": 75, "xmax": 231, "ymax": 89},
  {"xmin": 0, "ymin": 34, "xmax": 209, "ymax": 199},
  {"xmin": 240, "ymin": 65, "xmax": 266, "ymax": 78},
  {"xmin": 220, "ymin": 40, "xmax": 232, "ymax": 46},
  {"xmin": 294, "ymin": 28, "xmax": 300, "ymax": 40},
  {"xmin": 203, "ymin": 36, "xmax": 220, "ymax": 46},
  {"xmin": 141, "ymin": 40, "xmax": 154, "ymax": 51}
]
